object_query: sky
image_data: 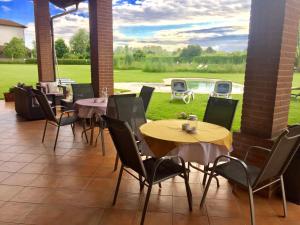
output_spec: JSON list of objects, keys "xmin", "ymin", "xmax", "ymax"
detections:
[{"xmin": 0, "ymin": 0, "xmax": 251, "ymax": 51}]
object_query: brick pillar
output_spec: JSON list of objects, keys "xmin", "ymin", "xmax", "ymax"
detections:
[
  {"xmin": 233, "ymin": 0, "xmax": 300, "ymax": 162},
  {"xmin": 89, "ymin": 0, "xmax": 114, "ymax": 97},
  {"xmin": 34, "ymin": 0, "xmax": 55, "ymax": 82}
]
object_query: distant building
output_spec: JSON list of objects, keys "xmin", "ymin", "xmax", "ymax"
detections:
[{"xmin": 0, "ymin": 19, "xmax": 27, "ymax": 55}]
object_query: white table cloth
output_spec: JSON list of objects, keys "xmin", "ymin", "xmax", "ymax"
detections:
[
  {"xmin": 74, "ymin": 98, "xmax": 107, "ymax": 118},
  {"xmin": 140, "ymin": 140, "xmax": 232, "ymax": 166}
]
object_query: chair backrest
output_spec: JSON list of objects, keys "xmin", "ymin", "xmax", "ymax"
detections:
[
  {"xmin": 106, "ymin": 94, "xmax": 136, "ymax": 119},
  {"xmin": 32, "ymin": 89, "xmax": 57, "ymax": 123},
  {"xmin": 254, "ymin": 126, "xmax": 300, "ymax": 187},
  {"xmin": 139, "ymin": 86, "xmax": 155, "ymax": 112},
  {"xmin": 171, "ymin": 79, "xmax": 188, "ymax": 92},
  {"xmin": 71, "ymin": 83, "xmax": 94, "ymax": 102},
  {"xmin": 103, "ymin": 116, "xmax": 147, "ymax": 177},
  {"xmin": 113, "ymin": 96, "xmax": 147, "ymax": 134},
  {"xmin": 203, "ymin": 97, "xmax": 238, "ymax": 130},
  {"xmin": 130, "ymin": 97, "xmax": 147, "ymax": 136},
  {"xmin": 214, "ymin": 81, "xmax": 232, "ymax": 94}
]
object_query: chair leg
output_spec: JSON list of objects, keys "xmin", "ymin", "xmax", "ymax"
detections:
[
  {"xmin": 248, "ymin": 186, "xmax": 256, "ymax": 225},
  {"xmin": 200, "ymin": 171, "xmax": 214, "ymax": 208},
  {"xmin": 183, "ymin": 167, "xmax": 193, "ymax": 211},
  {"xmin": 71, "ymin": 123, "xmax": 75, "ymax": 137},
  {"xmin": 100, "ymin": 128, "xmax": 105, "ymax": 156},
  {"xmin": 139, "ymin": 175, "xmax": 145, "ymax": 191},
  {"xmin": 53, "ymin": 125, "xmax": 61, "ymax": 151},
  {"xmin": 113, "ymin": 154, "xmax": 119, "ymax": 171},
  {"xmin": 113, "ymin": 166, "xmax": 123, "ymax": 205},
  {"xmin": 42, "ymin": 120, "xmax": 48, "ymax": 143},
  {"xmin": 140, "ymin": 183, "xmax": 152, "ymax": 225},
  {"xmin": 280, "ymin": 175, "xmax": 288, "ymax": 217},
  {"xmin": 202, "ymin": 165, "xmax": 209, "ymax": 186},
  {"xmin": 82, "ymin": 119, "xmax": 88, "ymax": 143}
]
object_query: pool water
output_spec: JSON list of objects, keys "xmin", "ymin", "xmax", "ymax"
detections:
[{"xmin": 187, "ymin": 80, "xmax": 244, "ymax": 94}]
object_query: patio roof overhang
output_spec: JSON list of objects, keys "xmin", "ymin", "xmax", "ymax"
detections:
[{"xmin": 49, "ymin": 0, "xmax": 85, "ymax": 9}]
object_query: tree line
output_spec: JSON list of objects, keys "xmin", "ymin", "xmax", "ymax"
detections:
[{"xmin": 2, "ymin": 27, "xmax": 300, "ymax": 69}]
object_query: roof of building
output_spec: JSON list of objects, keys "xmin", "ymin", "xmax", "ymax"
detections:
[
  {"xmin": 0, "ymin": 19, "xmax": 27, "ymax": 28},
  {"xmin": 50, "ymin": 0, "xmax": 85, "ymax": 9}
]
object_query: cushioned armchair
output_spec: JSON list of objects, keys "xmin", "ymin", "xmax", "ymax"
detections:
[{"xmin": 14, "ymin": 86, "xmax": 44, "ymax": 120}]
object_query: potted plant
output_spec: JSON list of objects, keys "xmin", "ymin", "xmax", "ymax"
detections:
[{"xmin": 4, "ymin": 86, "xmax": 15, "ymax": 102}]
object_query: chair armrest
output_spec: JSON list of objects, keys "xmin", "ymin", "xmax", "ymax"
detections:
[
  {"xmin": 58, "ymin": 110, "xmax": 77, "ymax": 122},
  {"xmin": 212, "ymin": 155, "xmax": 251, "ymax": 186},
  {"xmin": 51, "ymin": 105, "xmax": 67, "ymax": 110},
  {"xmin": 244, "ymin": 146, "xmax": 271, "ymax": 162},
  {"xmin": 62, "ymin": 110, "xmax": 76, "ymax": 114}
]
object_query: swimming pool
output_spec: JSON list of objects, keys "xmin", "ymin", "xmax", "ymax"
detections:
[
  {"xmin": 164, "ymin": 78, "xmax": 244, "ymax": 94},
  {"xmin": 114, "ymin": 78, "xmax": 244, "ymax": 94}
]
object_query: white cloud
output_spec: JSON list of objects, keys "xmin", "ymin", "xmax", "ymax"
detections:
[
  {"xmin": 0, "ymin": 0, "xmax": 13, "ymax": 2},
  {"xmin": 1, "ymin": 5, "xmax": 11, "ymax": 11},
  {"xmin": 25, "ymin": 0, "xmax": 251, "ymax": 51}
]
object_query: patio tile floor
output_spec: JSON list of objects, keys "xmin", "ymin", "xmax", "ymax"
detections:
[{"xmin": 0, "ymin": 101, "xmax": 299, "ymax": 225}]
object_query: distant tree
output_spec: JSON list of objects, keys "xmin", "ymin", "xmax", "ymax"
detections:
[
  {"xmin": 133, "ymin": 49, "xmax": 145, "ymax": 61},
  {"xmin": 31, "ymin": 41, "xmax": 37, "ymax": 58},
  {"xmin": 70, "ymin": 29, "xmax": 89, "ymax": 57},
  {"xmin": 55, "ymin": 38, "xmax": 69, "ymax": 58},
  {"xmin": 205, "ymin": 46, "xmax": 216, "ymax": 54},
  {"xmin": 124, "ymin": 46, "xmax": 133, "ymax": 66},
  {"xmin": 179, "ymin": 45, "xmax": 202, "ymax": 62},
  {"xmin": 3, "ymin": 37, "xmax": 26, "ymax": 60}
]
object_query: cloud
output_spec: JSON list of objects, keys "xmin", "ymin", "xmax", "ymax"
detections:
[
  {"xmin": 0, "ymin": 0, "xmax": 13, "ymax": 2},
  {"xmin": 1, "ymin": 5, "xmax": 10, "ymax": 11},
  {"xmin": 24, "ymin": 0, "xmax": 251, "ymax": 51}
]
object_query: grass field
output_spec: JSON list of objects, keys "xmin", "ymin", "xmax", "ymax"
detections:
[{"xmin": 0, "ymin": 64, "xmax": 300, "ymax": 130}]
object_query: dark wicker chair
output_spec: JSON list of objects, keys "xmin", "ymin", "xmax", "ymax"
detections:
[
  {"xmin": 112, "ymin": 96, "xmax": 147, "ymax": 171},
  {"xmin": 95, "ymin": 94, "xmax": 136, "ymax": 156},
  {"xmin": 61, "ymin": 83, "xmax": 95, "ymax": 110},
  {"xmin": 103, "ymin": 116, "xmax": 192, "ymax": 225},
  {"xmin": 203, "ymin": 97, "xmax": 238, "ymax": 131},
  {"xmin": 190, "ymin": 97, "xmax": 239, "ymax": 186},
  {"xmin": 200, "ymin": 126, "xmax": 300, "ymax": 225},
  {"xmin": 139, "ymin": 86, "xmax": 155, "ymax": 112},
  {"xmin": 32, "ymin": 89, "xmax": 78, "ymax": 150}
]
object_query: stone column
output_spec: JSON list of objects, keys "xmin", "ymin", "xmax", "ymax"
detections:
[
  {"xmin": 34, "ymin": 0, "xmax": 55, "ymax": 82},
  {"xmin": 89, "ymin": 0, "xmax": 114, "ymax": 97},
  {"xmin": 233, "ymin": 0, "xmax": 300, "ymax": 163}
]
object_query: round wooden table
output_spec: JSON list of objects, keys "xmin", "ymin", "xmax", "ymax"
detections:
[{"xmin": 140, "ymin": 119, "xmax": 232, "ymax": 163}]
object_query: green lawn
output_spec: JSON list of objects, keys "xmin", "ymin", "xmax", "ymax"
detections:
[{"xmin": 0, "ymin": 64, "xmax": 300, "ymax": 131}]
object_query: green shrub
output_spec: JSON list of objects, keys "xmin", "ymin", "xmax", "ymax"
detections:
[
  {"xmin": 25, "ymin": 58, "xmax": 90, "ymax": 65},
  {"xmin": 25, "ymin": 58, "xmax": 37, "ymax": 64},
  {"xmin": 0, "ymin": 59, "xmax": 25, "ymax": 64},
  {"xmin": 143, "ymin": 61, "xmax": 167, "ymax": 72},
  {"xmin": 194, "ymin": 54, "xmax": 246, "ymax": 64}
]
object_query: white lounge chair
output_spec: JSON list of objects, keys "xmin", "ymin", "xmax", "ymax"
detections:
[
  {"xmin": 170, "ymin": 79, "xmax": 194, "ymax": 104},
  {"xmin": 210, "ymin": 81, "xmax": 232, "ymax": 98}
]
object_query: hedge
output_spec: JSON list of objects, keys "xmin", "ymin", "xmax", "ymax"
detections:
[
  {"xmin": 193, "ymin": 54, "xmax": 247, "ymax": 64},
  {"xmin": 25, "ymin": 59, "xmax": 90, "ymax": 65}
]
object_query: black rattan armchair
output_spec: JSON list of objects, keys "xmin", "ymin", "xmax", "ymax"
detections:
[
  {"xmin": 103, "ymin": 116, "xmax": 192, "ymax": 225},
  {"xmin": 200, "ymin": 126, "xmax": 300, "ymax": 225},
  {"xmin": 112, "ymin": 96, "xmax": 147, "ymax": 171},
  {"xmin": 139, "ymin": 86, "xmax": 155, "ymax": 113},
  {"xmin": 195, "ymin": 97, "xmax": 239, "ymax": 185},
  {"xmin": 61, "ymin": 83, "xmax": 95, "ymax": 110},
  {"xmin": 32, "ymin": 89, "xmax": 78, "ymax": 150},
  {"xmin": 95, "ymin": 94, "xmax": 137, "ymax": 156},
  {"xmin": 203, "ymin": 97, "xmax": 238, "ymax": 131}
]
